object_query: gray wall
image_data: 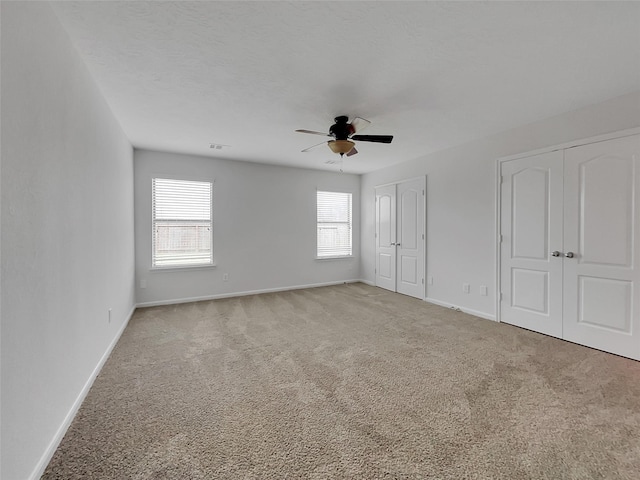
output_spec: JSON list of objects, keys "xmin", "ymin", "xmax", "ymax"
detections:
[
  {"xmin": 361, "ymin": 91, "xmax": 640, "ymax": 319},
  {"xmin": 134, "ymin": 149, "xmax": 360, "ymax": 305},
  {"xmin": 1, "ymin": 3, "xmax": 136, "ymax": 479}
]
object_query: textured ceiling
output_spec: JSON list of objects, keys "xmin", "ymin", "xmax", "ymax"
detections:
[{"xmin": 50, "ymin": 1, "xmax": 640, "ymax": 174}]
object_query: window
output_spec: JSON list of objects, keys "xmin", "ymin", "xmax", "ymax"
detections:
[
  {"xmin": 317, "ymin": 190, "xmax": 352, "ymax": 258},
  {"xmin": 152, "ymin": 178, "xmax": 213, "ymax": 268}
]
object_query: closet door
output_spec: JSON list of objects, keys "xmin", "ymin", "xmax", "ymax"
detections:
[
  {"xmin": 375, "ymin": 178, "xmax": 425, "ymax": 298},
  {"xmin": 562, "ymin": 134, "xmax": 640, "ymax": 360},
  {"xmin": 396, "ymin": 178, "xmax": 425, "ymax": 298},
  {"xmin": 375, "ymin": 184, "xmax": 396, "ymax": 292},
  {"xmin": 500, "ymin": 151, "xmax": 564, "ymax": 338}
]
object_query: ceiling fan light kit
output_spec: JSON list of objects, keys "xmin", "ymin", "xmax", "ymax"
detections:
[
  {"xmin": 296, "ymin": 116, "xmax": 393, "ymax": 158},
  {"xmin": 328, "ymin": 139, "xmax": 356, "ymax": 155}
]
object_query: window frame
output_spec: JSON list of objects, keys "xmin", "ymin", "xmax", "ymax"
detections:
[
  {"xmin": 315, "ymin": 189, "xmax": 353, "ymax": 260},
  {"xmin": 151, "ymin": 176, "xmax": 215, "ymax": 270}
]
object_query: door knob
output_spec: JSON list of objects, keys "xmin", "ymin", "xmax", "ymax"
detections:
[
  {"xmin": 390, "ymin": 242, "xmax": 396, "ymax": 246},
  {"xmin": 551, "ymin": 251, "xmax": 561, "ymax": 257},
  {"xmin": 396, "ymin": 243, "xmax": 401, "ymax": 247},
  {"xmin": 564, "ymin": 252, "xmax": 575, "ymax": 258}
]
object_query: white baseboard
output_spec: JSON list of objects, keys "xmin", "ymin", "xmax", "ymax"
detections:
[
  {"xmin": 135, "ymin": 279, "xmax": 364, "ymax": 308},
  {"xmin": 30, "ymin": 304, "xmax": 137, "ymax": 480},
  {"xmin": 357, "ymin": 279, "xmax": 376, "ymax": 286},
  {"xmin": 424, "ymin": 297, "xmax": 496, "ymax": 322}
]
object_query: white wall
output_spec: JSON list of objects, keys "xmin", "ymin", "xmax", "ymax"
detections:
[
  {"xmin": 1, "ymin": 3, "xmax": 136, "ymax": 479},
  {"xmin": 361, "ymin": 91, "xmax": 640, "ymax": 319},
  {"xmin": 135, "ymin": 149, "xmax": 360, "ymax": 305}
]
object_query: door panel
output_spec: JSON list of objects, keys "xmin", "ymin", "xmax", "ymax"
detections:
[
  {"xmin": 512, "ymin": 168, "xmax": 549, "ymax": 260},
  {"xmin": 397, "ymin": 178, "xmax": 425, "ymax": 298},
  {"xmin": 378, "ymin": 254, "xmax": 393, "ymax": 279},
  {"xmin": 562, "ymin": 134, "xmax": 640, "ymax": 359},
  {"xmin": 578, "ymin": 276, "xmax": 632, "ymax": 333},
  {"xmin": 578, "ymin": 153, "xmax": 634, "ymax": 267},
  {"xmin": 401, "ymin": 256, "xmax": 417, "ymax": 284},
  {"xmin": 500, "ymin": 151, "xmax": 564, "ymax": 338},
  {"xmin": 400, "ymin": 190, "xmax": 418, "ymax": 250},
  {"xmin": 375, "ymin": 185, "xmax": 396, "ymax": 291},
  {"xmin": 511, "ymin": 269, "xmax": 549, "ymax": 314}
]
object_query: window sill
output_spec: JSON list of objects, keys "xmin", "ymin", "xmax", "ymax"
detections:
[
  {"xmin": 150, "ymin": 263, "xmax": 217, "ymax": 272},
  {"xmin": 315, "ymin": 255, "xmax": 354, "ymax": 261}
]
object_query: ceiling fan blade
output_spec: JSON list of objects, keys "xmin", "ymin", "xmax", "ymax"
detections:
[
  {"xmin": 301, "ymin": 141, "xmax": 327, "ymax": 152},
  {"xmin": 350, "ymin": 117, "xmax": 371, "ymax": 134},
  {"xmin": 351, "ymin": 134, "xmax": 393, "ymax": 144},
  {"xmin": 295, "ymin": 129, "xmax": 330, "ymax": 136},
  {"xmin": 346, "ymin": 146, "xmax": 358, "ymax": 157}
]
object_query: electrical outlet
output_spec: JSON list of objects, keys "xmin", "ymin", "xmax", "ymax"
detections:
[
  {"xmin": 463, "ymin": 283, "xmax": 470, "ymax": 294},
  {"xmin": 140, "ymin": 279, "xmax": 147, "ymax": 289},
  {"xmin": 480, "ymin": 285, "xmax": 488, "ymax": 296},
  {"xmin": 427, "ymin": 276, "xmax": 434, "ymax": 285},
  {"xmin": 108, "ymin": 308, "xmax": 112, "ymax": 323},
  {"xmin": 223, "ymin": 273, "xmax": 229, "ymax": 281}
]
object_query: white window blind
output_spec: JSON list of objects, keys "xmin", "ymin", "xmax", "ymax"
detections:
[
  {"xmin": 152, "ymin": 178, "xmax": 213, "ymax": 267},
  {"xmin": 317, "ymin": 191, "xmax": 352, "ymax": 257}
]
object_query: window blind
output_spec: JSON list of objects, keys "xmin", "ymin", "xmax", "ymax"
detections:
[
  {"xmin": 317, "ymin": 191, "xmax": 352, "ymax": 257},
  {"xmin": 152, "ymin": 178, "xmax": 213, "ymax": 267}
]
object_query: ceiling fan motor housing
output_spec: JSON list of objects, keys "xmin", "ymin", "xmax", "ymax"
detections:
[{"xmin": 329, "ymin": 116, "xmax": 355, "ymax": 140}]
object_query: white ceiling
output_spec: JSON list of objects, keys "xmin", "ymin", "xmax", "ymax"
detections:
[{"xmin": 50, "ymin": 1, "xmax": 640, "ymax": 174}]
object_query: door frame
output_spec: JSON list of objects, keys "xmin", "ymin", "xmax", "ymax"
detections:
[
  {"xmin": 374, "ymin": 175, "xmax": 427, "ymax": 299},
  {"xmin": 495, "ymin": 127, "xmax": 640, "ymax": 323}
]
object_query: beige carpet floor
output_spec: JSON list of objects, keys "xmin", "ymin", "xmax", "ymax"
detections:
[{"xmin": 43, "ymin": 283, "xmax": 640, "ymax": 479}]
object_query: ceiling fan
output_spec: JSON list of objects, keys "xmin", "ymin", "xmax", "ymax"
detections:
[{"xmin": 296, "ymin": 116, "xmax": 393, "ymax": 157}]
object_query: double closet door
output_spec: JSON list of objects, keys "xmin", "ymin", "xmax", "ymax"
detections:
[
  {"xmin": 375, "ymin": 177, "xmax": 425, "ymax": 299},
  {"xmin": 500, "ymin": 134, "xmax": 640, "ymax": 360}
]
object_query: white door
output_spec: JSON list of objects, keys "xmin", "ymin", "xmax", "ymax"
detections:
[
  {"xmin": 397, "ymin": 178, "xmax": 425, "ymax": 298},
  {"xmin": 375, "ymin": 178, "xmax": 425, "ymax": 299},
  {"xmin": 562, "ymin": 135, "xmax": 640, "ymax": 359},
  {"xmin": 500, "ymin": 133, "xmax": 640, "ymax": 360},
  {"xmin": 500, "ymin": 151, "xmax": 564, "ymax": 338},
  {"xmin": 375, "ymin": 184, "xmax": 396, "ymax": 292}
]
